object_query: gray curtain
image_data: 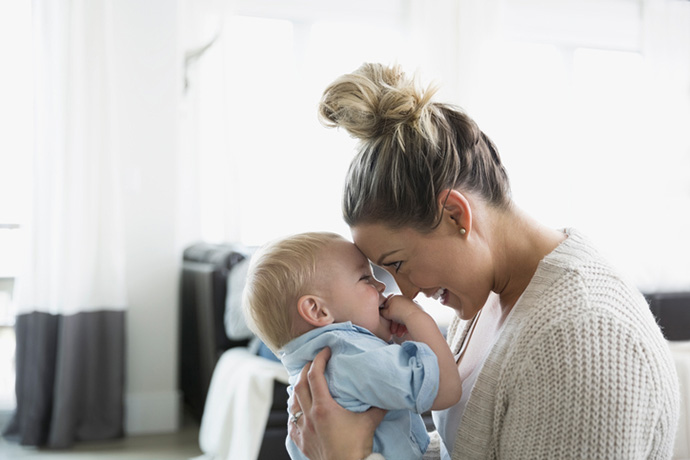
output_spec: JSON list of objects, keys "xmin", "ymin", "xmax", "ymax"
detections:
[
  {"xmin": 2, "ymin": 0, "xmax": 128, "ymax": 449},
  {"xmin": 3, "ymin": 310, "xmax": 125, "ymax": 448}
]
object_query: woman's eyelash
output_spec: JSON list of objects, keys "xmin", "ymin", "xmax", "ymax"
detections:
[{"xmin": 385, "ymin": 261, "xmax": 402, "ymax": 273}]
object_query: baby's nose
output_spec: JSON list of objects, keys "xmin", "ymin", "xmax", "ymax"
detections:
[{"xmin": 374, "ymin": 278, "xmax": 386, "ymax": 292}]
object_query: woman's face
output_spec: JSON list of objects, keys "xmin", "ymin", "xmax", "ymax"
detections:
[{"xmin": 351, "ymin": 222, "xmax": 493, "ymax": 320}]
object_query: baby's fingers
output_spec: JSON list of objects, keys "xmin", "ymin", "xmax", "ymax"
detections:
[
  {"xmin": 389, "ymin": 321, "xmax": 408, "ymax": 338},
  {"xmin": 394, "ymin": 323, "xmax": 408, "ymax": 337}
]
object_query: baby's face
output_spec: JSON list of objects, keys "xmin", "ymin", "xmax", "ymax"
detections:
[{"xmin": 315, "ymin": 239, "xmax": 392, "ymax": 341}]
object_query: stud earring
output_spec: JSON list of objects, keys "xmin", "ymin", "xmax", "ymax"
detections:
[{"xmin": 459, "ymin": 227, "xmax": 467, "ymax": 235}]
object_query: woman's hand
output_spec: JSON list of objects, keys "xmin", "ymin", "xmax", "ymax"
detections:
[{"xmin": 289, "ymin": 347, "xmax": 386, "ymax": 460}]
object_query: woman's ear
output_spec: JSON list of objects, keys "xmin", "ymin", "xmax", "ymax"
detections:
[
  {"xmin": 438, "ymin": 189, "xmax": 472, "ymax": 236},
  {"xmin": 297, "ymin": 295, "xmax": 334, "ymax": 327}
]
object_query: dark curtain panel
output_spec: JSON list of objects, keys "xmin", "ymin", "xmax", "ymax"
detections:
[{"xmin": 3, "ymin": 310, "xmax": 125, "ymax": 448}]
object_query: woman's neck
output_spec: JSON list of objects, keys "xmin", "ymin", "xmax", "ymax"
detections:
[{"xmin": 489, "ymin": 204, "xmax": 566, "ymax": 313}]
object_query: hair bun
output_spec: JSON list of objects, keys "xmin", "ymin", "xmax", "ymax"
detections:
[{"xmin": 318, "ymin": 63, "xmax": 437, "ymax": 143}]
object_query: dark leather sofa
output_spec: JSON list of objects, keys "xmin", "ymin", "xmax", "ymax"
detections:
[
  {"xmin": 179, "ymin": 242, "xmax": 290, "ymax": 459},
  {"xmin": 644, "ymin": 291, "xmax": 690, "ymax": 341}
]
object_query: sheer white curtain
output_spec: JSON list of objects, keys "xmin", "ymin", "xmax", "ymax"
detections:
[
  {"xmin": 16, "ymin": 0, "xmax": 127, "ymax": 316},
  {"xmin": 182, "ymin": 0, "xmax": 413, "ymax": 246},
  {"xmin": 638, "ymin": 0, "xmax": 690, "ymax": 290},
  {"xmin": 5, "ymin": 0, "xmax": 127, "ymax": 448}
]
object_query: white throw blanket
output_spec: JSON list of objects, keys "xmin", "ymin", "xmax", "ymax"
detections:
[{"xmin": 193, "ymin": 347, "xmax": 289, "ymax": 460}]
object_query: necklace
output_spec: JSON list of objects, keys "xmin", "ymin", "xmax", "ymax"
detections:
[{"xmin": 454, "ymin": 308, "xmax": 482, "ymax": 363}]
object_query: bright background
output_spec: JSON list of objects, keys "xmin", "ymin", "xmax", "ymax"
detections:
[{"xmin": 0, "ymin": 0, "xmax": 688, "ymax": 434}]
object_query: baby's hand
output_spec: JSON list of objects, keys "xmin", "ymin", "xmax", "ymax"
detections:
[{"xmin": 379, "ymin": 295, "xmax": 427, "ymax": 337}]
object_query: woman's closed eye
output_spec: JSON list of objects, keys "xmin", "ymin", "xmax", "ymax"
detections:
[{"xmin": 384, "ymin": 261, "xmax": 402, "ymax": 273}]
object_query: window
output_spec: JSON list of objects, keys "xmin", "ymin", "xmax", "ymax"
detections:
[
  {"xmin": 467, "ymin": 0, "xmax": 690, "ymax": 291},
  {"xmin": 191, "ymin": 0, "xmax": 411, "ymax": 245}
]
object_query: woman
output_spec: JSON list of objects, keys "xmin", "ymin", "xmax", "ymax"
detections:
[{"xmin": 289, "ymin": 63, "xmax": 679, "ymax": 460}]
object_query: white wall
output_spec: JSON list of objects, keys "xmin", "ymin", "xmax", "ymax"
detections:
[{"xmin": 110, "ymin": 0, "xmax": 188, "ymax": 435}]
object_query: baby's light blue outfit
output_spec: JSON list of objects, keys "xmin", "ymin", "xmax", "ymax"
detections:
[{"xmin": 279, "ymin": 322, "xmax": 439, "ymax": 460}]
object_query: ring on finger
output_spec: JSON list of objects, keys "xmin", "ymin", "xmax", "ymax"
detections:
[{"xmin": 289, "ymin": 410, "xmax": 303, "ymax": 424}]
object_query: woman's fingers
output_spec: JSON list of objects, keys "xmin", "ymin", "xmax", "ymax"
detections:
[
  {"xmin": 292, "ymin": 357, "xmax": 314, "ymax": 412},
  {"xmin": 306, "ymin": 347, "xmax": 332, "ymax": 405},
  {"xmin": 363, "ymin": 406, "xmax": 387, "ymax": 433},
  {"xmin": 290, "ymin": 348, "xmax": 332, "ymax": 428},
  {"xmin": 288, "ymin": 346, "xmax": 388, "ymax": 460},
  {"xmin": 289, "ymin": 360, "xmax": 311, "ymax": 449},
  {"xmin": 289, "ymin": 347, "xmax": 335, "ymax": 459}
]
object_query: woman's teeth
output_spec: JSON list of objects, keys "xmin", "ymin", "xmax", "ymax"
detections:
[{"xmin": 431, "ymin": 288, "xmax": 445, "ymax": 300}]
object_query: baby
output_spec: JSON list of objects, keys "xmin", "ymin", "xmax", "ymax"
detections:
[{"xmin": 242, "ymin": 232, "xmax": 462, "ymax": 460}]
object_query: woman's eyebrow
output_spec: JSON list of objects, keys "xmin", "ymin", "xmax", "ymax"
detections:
[{"xmin": 376, "ymin": 249, "xmax": 401, "ymax": 266}]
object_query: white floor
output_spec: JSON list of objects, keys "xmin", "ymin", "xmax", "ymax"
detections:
[{"xmin": 0, "ymin": 423, "xmax": 203, "ymax": 460}]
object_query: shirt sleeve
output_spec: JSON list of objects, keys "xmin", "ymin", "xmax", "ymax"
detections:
[{"xmin": 327, "ymin": 340, "xmax": 439, "ymax": 414}]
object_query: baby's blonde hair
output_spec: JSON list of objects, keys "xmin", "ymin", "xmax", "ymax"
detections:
[{"xmin": 242, "ymin": 231, "xmax": 345, "ymax": 353}]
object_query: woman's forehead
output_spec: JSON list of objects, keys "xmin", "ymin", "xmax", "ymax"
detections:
[{"xmin": 352, "ymin": 223, "xmax": 410, "ymax": 262}]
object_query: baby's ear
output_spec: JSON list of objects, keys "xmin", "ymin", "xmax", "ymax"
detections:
[{"xmin": 297, "ymin": 295, "xmax": 334, "ymax": 327}]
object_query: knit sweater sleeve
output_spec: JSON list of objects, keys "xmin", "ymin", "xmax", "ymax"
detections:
[{"xmin": 494, "ymin": 300, "xmax": 677, "ymax": 459}]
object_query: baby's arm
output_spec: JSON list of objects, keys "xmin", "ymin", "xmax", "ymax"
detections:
[{"xmin": 381, "ymin": 295, "xmax": 462, "ymax": 410}]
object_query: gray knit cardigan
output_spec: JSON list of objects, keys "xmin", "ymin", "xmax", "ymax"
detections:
[{"xmin": 420, "ymin": 228, "xmax": 680, "ymax": 460}]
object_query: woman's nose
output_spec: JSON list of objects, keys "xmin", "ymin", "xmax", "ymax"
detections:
[{"xmin": 394, "ymin": 276, "xmax": 418, "ymax": 300}]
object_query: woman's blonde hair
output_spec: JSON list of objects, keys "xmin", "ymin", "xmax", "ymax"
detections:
[
  {"xmin": 242, "ymin": 232, "xmax": 345, "ymax": 353},
  {"xmin": 318, "ymin": 63, "xmax": 512, "ymax": 231}
]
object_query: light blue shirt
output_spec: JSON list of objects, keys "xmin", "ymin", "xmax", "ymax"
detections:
[{"xmin": 279, "ymin": 322, "xmax": 439, "ymax": 460}]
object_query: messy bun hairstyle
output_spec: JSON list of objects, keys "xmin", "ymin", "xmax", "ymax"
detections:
[{"xmin": 318, "ymin": 63, "xmax": 511, "ymax": 231}]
